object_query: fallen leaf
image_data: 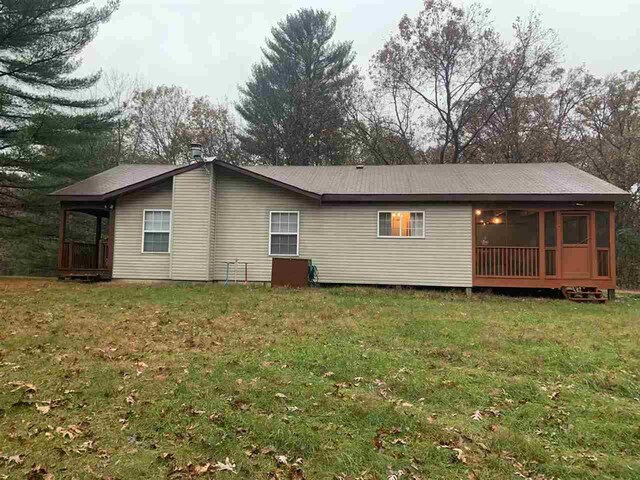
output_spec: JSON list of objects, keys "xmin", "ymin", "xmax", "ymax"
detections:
[
  {"xmin": 8, "ymin": 454, "xmax": 24, "ymax": 465},
  {"xmin": 472, "ymin": 410, "xmax": 483, "ymax": 421},
  {"xmin": 27, "ymin": 464, "xmax": 53, "ymax": 480},
  {"xmin": 192, "ymin": 462, "xmax": 210, "ymax": 475},
  {"xmin": 7, "ymin": 381, "xmax": 36, "ymax": 393},
  {"xmin": 214, "ymin": 457, "xmax": 237, "ymax": 473},
  {"xmin": 55, "ymin": 424, "xmax": 82, "ymax": 440},
  {"xmin": 322, "ymin": 371, "xmax": 334, "ymax": 377},
  {"xmin": 36, "ymin": 404, "xmax": 50, "ymax": 415},
  {"xmin": 275, "ymin": 393, "xmax": 287, "ymax": 399}
]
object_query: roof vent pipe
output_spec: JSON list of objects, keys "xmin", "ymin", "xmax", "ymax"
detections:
[{"xmin": 190, "ymin": 143, "xmax": 203, "ymax": 163}]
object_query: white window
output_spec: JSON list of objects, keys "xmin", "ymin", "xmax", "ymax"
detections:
[
  {"xmin": 378, "ymin": 211, "xmax": 425, "ymax": 238},
  {"xmin": 269, "ymin": 211, "xmax": 299, "ymax": 256},
  {"xmin": 142, "ymin": 210, "xmax": 171, "ymax": 253}
]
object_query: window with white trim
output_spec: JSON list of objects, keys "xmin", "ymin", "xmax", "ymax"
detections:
[
  {"xmin": 143, "ymin": 210, "xmax": 171, "ymax": 252},
  {"xmin": 378, "ymin": 211, "xmax": 425, "ymax": 238},
  {"xmin": 269, "ymin": 211, "xmax": 299, "ymax": 256}
]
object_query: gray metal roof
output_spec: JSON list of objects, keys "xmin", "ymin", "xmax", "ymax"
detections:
[{"xmin": 242, "ymin": 162, "xmax": 628, "ymax": 198}]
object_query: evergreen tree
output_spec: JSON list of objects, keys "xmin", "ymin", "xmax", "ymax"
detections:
[
  {"xmin": 236, "ymin": 8, "xmax": 355, "ymax": 165},
  {"xmin": 0, "ymin": 0, "xmax": 118, "ymax": 274}
]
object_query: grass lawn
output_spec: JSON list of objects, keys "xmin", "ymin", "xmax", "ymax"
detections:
[{"xmin": 0, "ymin": 279, "xmax": 639, "ymax": 479}]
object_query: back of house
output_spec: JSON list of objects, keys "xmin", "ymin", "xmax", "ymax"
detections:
[{"xmin": 50, "ymin": 159, "xmax": 630, "ymax": 296}]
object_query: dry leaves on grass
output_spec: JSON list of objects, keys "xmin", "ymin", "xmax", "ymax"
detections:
[
  {"xmin": 174, "ymin": 458, "xmax": 238, "ymax": 476},
  {"xmin": 269, "ymin": 455, "xmax": 306, "ymax": 480},
  {"xmin": 0, "ymin": 452, "xmax": 24, "ymax": 466},
  {"xmin": 7, "ymin": 381, "xmax": 37, "ymax": 393},
  {"xmin": 27, "ymin": 464, "xmax": 54, "ymax": 480},
  {"xmin": 35, "ymin": 399, "xmax": 62, "ymax": 415},
  {"xmin": 55, "ymin": 424, "xmax": 83, "ymax": 440},
  {"xmin": 373, "ymin": 427, "xmax": 403, "ymax": 451}
]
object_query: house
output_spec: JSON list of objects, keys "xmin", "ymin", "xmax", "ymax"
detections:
[{"xmin": 50, "ymin": 159, "xmax": 630, "ymax": 298}]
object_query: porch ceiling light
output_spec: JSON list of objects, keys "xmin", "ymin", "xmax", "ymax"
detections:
[{"xmin": 474, "ymin": 209, "xmax": 482, "ymax": 216}]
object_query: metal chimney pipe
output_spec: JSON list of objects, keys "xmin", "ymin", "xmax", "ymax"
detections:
[{"xmin": 190, "ymin": 143, "xmax": 203, "ymax": 162}]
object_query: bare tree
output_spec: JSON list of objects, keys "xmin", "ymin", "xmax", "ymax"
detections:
[
  {"xmin": 99, "ymin": 70, "xmax": 143, "ymax": 166},
  {"xmin": 340, "ymin": 71, "xmax": 418, "ymax": 164},
  {"xmin": 127, "ymin": 85, "xmax": 193, "ymax": 165},
  {"xmin": 473, "ymin": 68, "xmax": 600, "ymax": 164},
  {"xmin": 372, "ymin": 0, "xmax": 559, "ymax": 163},
  {"xmin": 188, "ymin": 97, "xmax": 244, "ymax": 164},
  {"xmin": 126, "ymin": 85, "xmax": 243, "ymax": 165},
  {"xmin": 575, "ymin": 71, "xmax": 640, "ymax": 194}
]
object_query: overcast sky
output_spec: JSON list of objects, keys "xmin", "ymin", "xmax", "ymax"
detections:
[{"xmin": 79, "ymin": 0, "xmax": 640, "ymax": 102}]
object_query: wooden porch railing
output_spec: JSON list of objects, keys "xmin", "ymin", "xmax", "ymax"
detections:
[
  {"xmin": 476, "ymin": 246, "xmax": 539, "ymax": 277},
  {"xmin": 60, "ymin": 240, "xmax": 109, "ymax": 270}
]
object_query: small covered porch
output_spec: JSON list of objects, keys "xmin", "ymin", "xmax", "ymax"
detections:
[
  {"xmin": 57, "ymin": 201, "xmax": 115, "ymax": 280},
  {"xmin": 472, "ymin": 203, "xmax": 616, "ymax": 296}
]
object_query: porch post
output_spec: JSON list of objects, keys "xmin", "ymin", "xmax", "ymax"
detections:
[
  {"xmin": 106, "ymin": 203, "xmax": 116, "ymax": 272},
  {"xmin": 538, "ymin": 209, "xmax": 545, "ymax": 279},
  {"xmin": 94, "ymin": 215, "xmax": 102, "ymax": 268},
  {"xmin": 609, "ymin": 205, "xmax": 616, "ymax": 289},
  {"xmin": 56, "ymin": 208, "xmax": 67, "ymax": 271}
]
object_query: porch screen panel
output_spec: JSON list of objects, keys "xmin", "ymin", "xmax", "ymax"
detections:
[
  {"xmin": 562, "ymin": 216, "xmax": 588, "ymax": 245},
  {"xmin": 596, "ymin": 211, "xmax": 610, "ymax": 277},
  {"xmin": 544, "ymin": 212, "xmax": 557, "ymax": 276},
  {"xmin": 475, "ymin": 209, "xmax": 539, "ymax": 277}
]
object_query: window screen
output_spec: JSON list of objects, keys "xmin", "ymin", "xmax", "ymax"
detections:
[
  {"xmin": 143, "ymin": 210, "xmax": 171, "ymax": 252},
  {"xmin": 545, "ymin": 211, "xmax": 556, "ymax": 247},
  {"xmin": 269, "ymin": 212, "xmax": 299, "ymax": 256},
  {"xmin": 475, "ymin": 210, "xmax": 538, "ymax": 247},
  {"xmin": 596, "ymin": 211, "xmax": 610, "ymax": 248},
  {"xmin": 563, "ymin": 215, "xmax": 588, "ymax": 245}
]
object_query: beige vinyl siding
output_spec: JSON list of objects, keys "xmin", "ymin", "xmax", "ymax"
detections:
[
  {"xmin": 213, "ymin": 170, "xmax": 472, "ymax": 287},
  {"xmin": 170, "ymin": 167, "xmax": 212, "ymax": 280},
  {"xmin": 112, "ymin": 180, "xmax": 173, "ymax": 279},
  {"xmin": 209, "ymin": 168, "xmax": 217, "ymax": 280}
]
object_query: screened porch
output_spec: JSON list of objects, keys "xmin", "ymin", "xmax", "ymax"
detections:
[{"xmin": 473, "ymin": 206, "xmax": 614, "ymax": 288}]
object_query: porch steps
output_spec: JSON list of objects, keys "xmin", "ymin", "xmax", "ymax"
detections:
[{"xmin": 561, "ymin": 286, "xmax": 607, "ymax": 303}]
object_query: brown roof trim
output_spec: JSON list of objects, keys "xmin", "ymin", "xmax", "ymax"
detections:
[
  {"xmin": 214, "ymin": 160, "xmax": 322, "ymax": 201},
  {"xmin": 50, "ymin": 161, "xmax": 208, "ymax": 201},
  {"xmin": 320, "ymin": 193, "xmax": 631, "ymax": 203}
]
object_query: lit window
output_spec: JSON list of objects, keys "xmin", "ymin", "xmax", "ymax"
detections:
[
  {"xmin": 143, "ymin": 210, "xmax": 171, "ymax": 253},
  {"xmin": 378, "ymin": 211, "xmax": 425, "ymax": 238},
  {"xmin": 269, "ymin": 211, "xmax": 299, "ymax": 256}
]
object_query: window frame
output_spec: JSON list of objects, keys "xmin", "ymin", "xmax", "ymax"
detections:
[
  {"xmin": 268, "ymin": 210, "xmax": 300, "ymax": 257},
  {"xmin": 141, "ymin": 209, "xmax": 172, "ymax": 254},
  {"xmin": 377, "ymin": 210, "xmax": 426, "ymax": 239}
]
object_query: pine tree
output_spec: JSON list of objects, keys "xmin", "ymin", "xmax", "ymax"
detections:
[
  {"xmin": 236, "ymin": 8, "xmax": 355, "ymax": 165},
  {"xmin": 0, "ymin": 0, "xmax": 118, "ymax": 274}
]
